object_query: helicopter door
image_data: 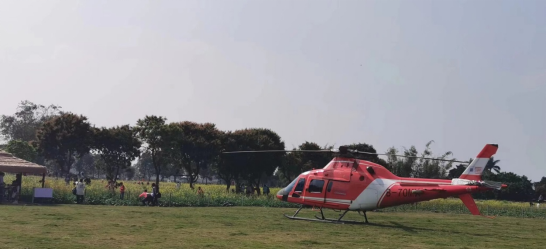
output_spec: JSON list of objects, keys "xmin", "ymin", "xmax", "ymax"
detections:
[
  {"xmin": 304, "ymin": 177, "xmax": 326, "ymax": 206},
  {"xmin": 324, "ymin": 180, "xmax": 351, "ymax": 208}
]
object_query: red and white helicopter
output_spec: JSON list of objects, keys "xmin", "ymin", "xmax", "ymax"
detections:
[{"xmin": 225, "ymin": 144, "xmax": 507, "ymax": 224}]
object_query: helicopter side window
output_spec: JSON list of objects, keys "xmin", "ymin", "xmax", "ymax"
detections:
[
  {"xmin": 294, "ymin": 178, "xmax": 306, "ymax": 192},
  {"xmin": 327, "ymin": 181, "xmax": 333, "ymax": 192},
  {"xmin": 308, "ymin": 179, "xmax": 325, "ymax": 193}
]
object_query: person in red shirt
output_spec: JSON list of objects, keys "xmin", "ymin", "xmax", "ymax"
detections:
[
  {"xmin": 119, "ymin": 182, "xmax": 125, "ymax": 200},
  {"xmin": 139, "ymin": 189, "xmax": 152, "ymax": 206}
]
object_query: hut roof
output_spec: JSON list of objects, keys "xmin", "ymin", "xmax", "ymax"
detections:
[{"xmin": 0, "ymin": 150, "xmax": 47, "ymax": 175}]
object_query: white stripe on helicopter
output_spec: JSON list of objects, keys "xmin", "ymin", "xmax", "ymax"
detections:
[{"xmin": 303, "ymin": 196, "xmax": 352, "ymax": 204}]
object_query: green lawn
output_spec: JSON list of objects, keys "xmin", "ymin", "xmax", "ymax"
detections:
[{"xmin": 0, "ymin": 205, "xmax": 543, "ymax": 248}]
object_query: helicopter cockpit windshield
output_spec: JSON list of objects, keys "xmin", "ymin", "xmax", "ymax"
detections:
[{"xmin": 276, "ymin": 177, "xmax": 298, "ymax": 197}]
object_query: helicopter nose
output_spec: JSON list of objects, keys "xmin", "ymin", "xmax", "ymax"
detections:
[{"xmin": 276, "ymin": 188, "xmax": 287, "ymax": 201}]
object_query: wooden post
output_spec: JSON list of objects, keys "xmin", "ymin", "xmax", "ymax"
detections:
[{"xmin": 42, "ymin": 173, "xmax": 45, "ymax": 188}]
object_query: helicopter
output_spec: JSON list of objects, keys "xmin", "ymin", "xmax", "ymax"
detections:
[{"xmin": 223, "ymin": 143, "xmax": 507, "ymax": 224}]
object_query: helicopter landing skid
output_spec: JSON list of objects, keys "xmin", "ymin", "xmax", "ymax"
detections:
[{"xmin": 283, "ymin": 207, "xmax": 369, "ymax": 225}]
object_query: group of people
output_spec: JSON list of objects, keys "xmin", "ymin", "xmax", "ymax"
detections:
[
  {"xmin": 72, "ymin": 179, "xmax": 126, "ymax": 204},
  {"xmin": 231, "ymin": 182, "xmax": 271, "ymax": 196},
  {"xmin": 71, "ymin": 179, "xmax": 208, "ymax": 206},
  {"xmin": 105, "ymin": 180, "xmax": 126, "ymax": 199},
  {"xmin": 138, "ymin": 183, "xmax": 160, "ymax": 206},
  {"xmin": 0, "ymin": 172, "xmax": 22, "ymax": 204},
  {"xmin": 137, "ymin": 185, "xmax": 206, "ymax": 206}
]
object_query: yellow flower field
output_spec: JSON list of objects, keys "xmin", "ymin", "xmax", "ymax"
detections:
[{"xmin": 3, "ymin": 174, "xmax": 545, "ymax": 218}]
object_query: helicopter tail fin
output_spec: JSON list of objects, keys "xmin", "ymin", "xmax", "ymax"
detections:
[
  {"xmin": 459, "ymin": 144, "xmax": 498, "ymax": 181},
  {"xmin": 459, "ymin": 193, "xmax": 481, "ymax": 215}
]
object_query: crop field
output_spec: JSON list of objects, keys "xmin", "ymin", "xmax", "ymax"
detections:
[
  {"xmin": 5, "ymin": 175, "xmax": 546, "ymax": 219},
  {"xmin": 1, "ymin": 205, "xmax": 545, "ymax": 248}
]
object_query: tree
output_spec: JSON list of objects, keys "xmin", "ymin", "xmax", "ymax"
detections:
[
  {"xmin": 123, "ymin": 166, "xmax": 136, "ymax": 180},
  {"xmin": 134, "ymin": 115, "xmax": 168, "ymax": 194},
  {"xmin": 92, "ymin": 154, "xmax": 106, "ymax": 178},
  {"xmin": 534, "ymin": 177, "xmax": 546, "ymax": 198},
  {"xmin": 0, "ymin": 100, "xmax": 61, "ymax": 142},
  {"xmin": 415, "ymin": 141, "xmax": 455, "ymax": 179},
  {"xmin": 160, "ymin": 162, "xmax": 182, "ymax": 182},
  {"xmin": 297, "ymin": 141, "xmax": 333, "ymax": 172},
  {"xmin": 385, "ymin": 140, "xmax": 457, "ymax": 179},
  {"xmin": 346, "ymin": 143, "xmax": 377, "ymax": 161},
  {"xmin": 73, "ymin": 153, "xmax": 95, "ymax": 177},
  {"xmin": 5, "ymin": 139, "xmax": 37, "ymax": 162},
  {"xmin": 33, "ymin": 113, "xmax": 94, "ymax": 176},
  {"xmin": 345, "ymin": 142, "xmax": 390, "ymax": 168},
  {"xmin": 215, "ymin": 131, "xmax": 242, "ymax": 191},
  {"xmin": 276, "ymin": 141, "xmax": 333, "ymax": 183},
  {"xmin": 385, "ymin": 146, "xmax": 417, "ymax": 177},
  {"xmin": 477, "ymin": 171, "xmax": 534, "ymax": 201},
  {"xmin": 484, "ymin": 157, "xmax": 501, "ymax": 174},
  {"xmin": 446, "ymin": 158, "xmax": 473, "ymax": 179},
  {"xmin": 135, "ymin": 151, "xmax": 154, "ymax": 181},
  {"xmin": 447, "ymin": 164, "xmax": 465, "ymax": 179},
  {"xmin": 199, "ymin": 164, "xmax": 214, "ymax": 184},
  {"xmin": 277, "ymin": 153, "xmax": 301, "ymax": 184},
  {"xmin": 164, "ymin": 121, "xmax": 223, "ymax": 189},
  {"xmin": 221, "ymin": 128, "xmax": 285, "ymax": 194},
  {"xmin": 93, "ymin": 125, "xmax": 141, "ymax": 182}
]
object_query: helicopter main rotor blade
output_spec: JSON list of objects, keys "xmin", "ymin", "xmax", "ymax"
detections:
[
  {"xmin": 222, "ymin": 149, "xmax": 333, "ymax": 154},
  {"xmin": 350, "ymin": 150, "xmax": 469, "ymax": 164},
  {"xmin": 222, "ymin": 147, "xmax": 469, "ymax": 164}
]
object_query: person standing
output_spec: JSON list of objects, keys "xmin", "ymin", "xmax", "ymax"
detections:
[
  {"xmin": 11, "ymin": 174, "xmax": 22, "ymax": 204},
  {"xmin": 105, "ymin": 180, "xmax": 116, "ymax": 196},
  {"xmin": 263, "ymin": 184, "xmax": 270, "ymax": 196},
  {"xmin": 151, "ymin": 183, "xmax": 158, "ymax": 206},
  {"xmin": 0, "ymin": 172, "xmax": 4, "ymax": 204},
  {"xmin": 119, "ymin": 182, "xmax": 125, "ymax": 200},
  {"xmin": 246, "ymin": 184, "xmax": 253, "ymax": 196},
  {"xmin": 76, "ymin": 179, "xmax": 86, "ymax": 204}
]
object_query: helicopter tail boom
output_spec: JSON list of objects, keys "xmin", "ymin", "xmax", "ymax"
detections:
[{"xmin": 459, "ymin": 144, "xmax": 498, "ymax": 181}]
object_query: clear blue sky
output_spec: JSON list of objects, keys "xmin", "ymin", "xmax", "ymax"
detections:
[{"xmin": 1, "ymin": 0, "xmax": 544, "ymax": 181}]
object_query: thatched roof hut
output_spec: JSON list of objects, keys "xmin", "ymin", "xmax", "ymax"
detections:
[{"xmin": 0, "ymin": 150, "xmax": 47, "ymax": 175}]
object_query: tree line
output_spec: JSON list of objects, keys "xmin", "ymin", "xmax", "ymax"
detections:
[{"xmin": 1, "ymin": 100, "xmax": 544, "ymax": 201}]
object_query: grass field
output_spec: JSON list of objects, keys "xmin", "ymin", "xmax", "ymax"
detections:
[{"xmin": 0, "ymin": 205, "xmax": 544, "ymax": 249}]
